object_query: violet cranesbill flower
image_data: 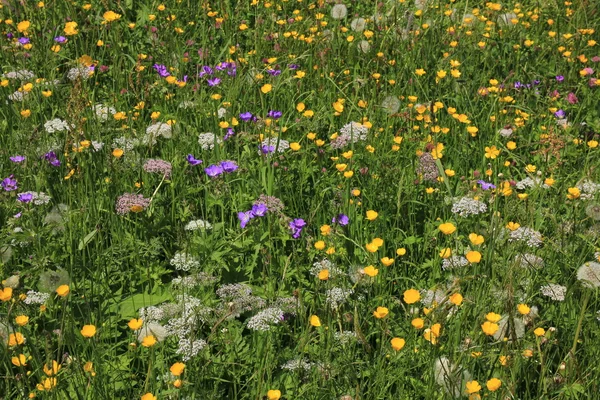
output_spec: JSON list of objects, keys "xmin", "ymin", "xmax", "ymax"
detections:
[
  {"xmin": 186, "ymin": 154, "xmax": 203, "ymax": 166},
  {"xmin": 153, "ymin": 63, "xmax": 170, "ymax": 77},
  {"xmin": 267, "ymin": 110, "xmax": 282, "ymax": 119},
  {"xmin": 477, "ymin": 180, "xmax": 496, "ymax": 190},
  {"xmin": 207, "ymin": 77, "xmax": 221, "ymax": 87},
  {"xmin": 289, "ymin": 218, "xmax": 306, "ymax": 239},
  {"xmin": 554, "ymin": 109, "xmax": 566, "ymax": 118},
  {"xmin": 266, "ymin": 69, "xmax": 281, "ymax": 76},
  {"xmin": 224, "ymin": 128, "xmax": 235, "ymax": 141},
  {"xmin": 251, "ymin": 203, "xmax": 268, "ymax": 217},
  {"xmin": 220, "ymin": 160, "xmax": 238, "ymax": 173},
  {"xmin": 2, "ymin": 175, "xmax": 18, "ymax": 191},
  {"xmin": 238, "ymin": 211, "xmax": 254, "ymax": 228},
  {"xmin": 332, "ymin": 214, "xmax": 349, "ymax": 226},
  {"xmin": 10, "ymin": 155, "xmax": 26, "ymax": 163},
  {"xmin": 198, "ymin": 66, "xmax": 213, "ymax": 77},
  {"xmin": 54, "ymin": 36, "xmax": 67, "ymax": 43},
  {"xmin": 260, "ymin": 144, "xmax": 275, "ymax": 154},
  {"xmin": 204, "ymin": 164, "xmax": 224, "ymax": 177},
  {"xmin": 239, "ymin": 112, "xmax": 253, "ymax": 122},
  {"xmin": 556, "ymin": 75, "xmax": 564, "ymax": 82},
  {"xmin": 288, "ymin": 64, "xmax": 299, "ymax": 70},
  {"xmin": 17, "ymin": 193, "xmax": 33, "ymax": 203},
  {"xmin": 18, "ymin": 37, "xmax": 30, "ymax": 45},
  {"xmin": 43, "ymin": 151, "xmax": 61, "ymax": 167}
]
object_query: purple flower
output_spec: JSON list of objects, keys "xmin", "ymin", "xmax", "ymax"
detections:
[
  {"xmin": 224, "ymin": 128, "xmax": 235, "ymax": 141},
  {"xmin": 477, "ymin": 180, "xmax": 496, "ymax": 190},
  {"xmin": 186, "ymin": 154, "xmax": 203, "ymax": 166},
  {"xmin": 198, "ymin": 66, "xmax": 213, "ymax": 77},
  {"xmin": 54, "ymin": 36, "xmax": 67, "ymax": 43},
  {"xmin": 43, "ymin": 151, "xmax": 61, "ymax": 167},
  {"xmin": 261, "ymin": 145, "xmax": 275, "ymax": 154},
  {"xmin": 13, "ymin": 212, "xmax": 22, "ymax": 219},
  {"xmin": 267, "ymin": 110, "xmax": 282, "ymax": 119},
  {"xmin": 554, "ymin": 109, "xmax": 566, "ymax": 118},
  {"xmin": 266, "ymin": 69, "xmax": 281, "ymax": 76},
  {"xmin": 220, "ymin": 160, "xmax": 238, "ymax": 173},
  {"xmin": 207, "ymin": 77, "xmax": 221, "ymax": 87},
  {"xmin": 9, "ymin": 155, "xmax": 26, "ymax": 163},
  {"xmin": 153, "ymin": 64, "xmax": 170, "ymax": 77},
  {"xmin": 251, "ymin": 203, "xmax": 268, "ymax": 217},
  {"xmin": 556, "ymin": 75, "xmax": 564, "ymax": 82},
  {"xmin": 2, "ymin": 175, "xmax": 18, "ymax": 191},
  {"xmin": 204, "ymin": 164, "xmax": 224, "ymax": 177},
  {"xmin": 18, "ymin": 37, "xmax": 30, "ymax": 45},
  {"xmin": 332, "ymin": 214, "xmax": 349, "ymax": 226},
  {"xmin": 238, "ymin": 211, "xmax": 253, "ymax": 228},
  {"xmin": 567, "ymin": 92, "xmax": 578, "ymax": 104},
  {"xmin": 239, "ymin": 112, "xmax": 253, "ymax": 122},
  {"xmin": 17, "ymin": 193, "xmax": 33, "ymax": 203},
  {"xmin": 288, "ymin": 64, "xmax": 299, "ymax": 70},
  {"xmin": 289, "ymin": 218, "xmax": 306, "ymax": 239}
]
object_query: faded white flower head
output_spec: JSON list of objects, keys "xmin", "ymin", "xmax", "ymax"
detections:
[
  {"xmin": 577, "ymin": 261, "xmax": 600, "ymax": 288},
  {"xmin": 350, "ymin": 17, "xmax": 366, "ymax": 32},
  {"xmin": 331, "ymin": 4, "xmax": 348, "ymax": 20}
]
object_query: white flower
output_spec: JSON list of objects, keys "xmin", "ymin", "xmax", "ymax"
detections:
[
  {"xmin": 577, "ymin": 262, "xmax": 600, "ymax": 288},
  {"xmin": 331, "ymin": 4, "xmax": 348, "ymax": 20},
  {"xmin": 358, "ymin": 40, "xmax": 371, "ymax": 53},
  {"xmin": 137, "ymin": 322, "xmax": 169, "ymax": 342},
  {"xmin": 381, "ymin": 96, "xmax": 400, "ymax": 114},
  {"xmin": 350, "ymin": 18, "xmax": 366, "ymax": 32},
  {"xmin": 146, "ymin": 122, "xmax": 172, "ymax": 139},
  {"xmin": 198, "ymin": 132, "xmax": 222, "ymax": 150}
]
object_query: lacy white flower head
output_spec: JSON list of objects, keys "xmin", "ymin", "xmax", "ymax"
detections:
[
  {"xmin": 331, "ymin": 3, "xmax": 348, "ymax": 20},
  {"xmin": 93, "ymin": 104, "xmax": 116, "ymax": 121},
  {"xmin": 515, "ymin": 253, "xmax": 544, "ymax": 269},
  {"xmin": 281, "ymin": 358, "xmax": 313, "ymax": 372},
  {"xmin": 451, "ymin": 197, "xmax": 487, "ymax": 217},
  {"xmin": 508, "ymin": 227, "xmax": 542, "ymax": 248},
  {"xmin": 23, "ymin": 290, "xmax": 50, "ymax": 305},
  {"xmin": 176, "ymin": 338, "xmax": 207, "ymax": 361},
  {"xmin": 515, "ymin": 177, "xmax": 542, "ymax": 190},
  {"xmin": 325, "ymin": 287, "xmax": 353, "ymax": 310},
  {"xmin": 185, "ymin": 219, "xmax": 213, "ymax": 231},
  {"xmin": 67, "ymin": 65, "xmax": 93, "ymax": 81},
  {"xmin": 178, "ymin": 101, "xmax": 196, "ymax": 110},
  {"xmin": 540, "ymin": 283, "xmax": 566, "ymax": 301},
  {"xmin": 330, "ymin": 122, "xmax": 368, "ymax": 149},
  {"xmin": 146, "ymin": 122, "xmax": 172, "ymax": 139},
  {"xmin": 577, "ymin": 180, "xmax": 600, "ymax": 200},
  {"xmin": 44, "ymin": 118, "xmax": 72, "ymax": 133},
  {"xmin": 8, "ymin": 90, "xmax": 28, "ymax": 102},
  {"xmin": 19, "ymin": 191, "xmax": 51, "ymax": 205},
  {"xmin": 198, "ymin": 132, "xmax": 222, "ymax": 150},
  {"xmin": 246, "ymin": 307, "xmax": 285, "ymax": 331},
  {"xmin": 577, "ymin": 261, "xmax": 600, "ymax": 288},
  {"xmin": 2, "ymin": 70, "xmax": 35, "ymax": 80},
  {"xmin": 442, "ymin": 256, "xmax": 468, "ymax": 271},
  {"xmin": 170, "ymin": 252, "xmax": 200, "ymax": 272},
  {"xmin": 310, "ymin": 258, "xmax": 344, "ymax": 278},
  {"xmin": 217, "ymin": 107, "xmax": 227, "ymax": 118},
  {"xmin": 259, "ymin": 137, "xmax": 290, "ymax": 155}
]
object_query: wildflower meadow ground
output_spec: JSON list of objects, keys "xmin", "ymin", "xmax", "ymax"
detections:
[{"xmin": 1, "ymin": 0, "xmax": 600, "ymax": 399}]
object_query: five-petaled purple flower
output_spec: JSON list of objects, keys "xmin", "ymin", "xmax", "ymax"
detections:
[
  {"xmin": 153, "ymin": 64, "xmax": 170, "ymax": 77},
  {"xmin": 2, "ymin": 175, "xmax": 18, "ymax": 191},
  {"xmin": 251, "ymin": 203, "xmax": 268, "ymax": 217},
  {"xmin": 10, "ymin": 155, "xmax": 26, "ymax": 163},
  {"xmin": 238, "ymin": 211, "xmax": 253, "ymax": 228},
  {"xmin": 43, "ymin": 151, "xmax": 61, "ymax": 167},
  {"xmin": 54, "ymin": 36, "xmax": 67, "ymax": 43},
  {"xmin": 207, "ymin": 77, "xmax": 221, "ymax": 87},
  {"xmin": 220, "ymin": 160, "xmax": 238, "ymax": 173},
  {"xmin": 554, "ymin": 109, "xmax": 566, "ymax": 118},
  {"xmin": 332, "ymin": 214, "xmax": 349, "ymax": 226},
  {"xmin": 555, "ymin": 75, "xmax": 564, "ymax": 82},
  {"xmin": 477, "ymin": 180, "xmax": 496, "ymax": 190},
  {"xmin": 17, "ymin": 193, "xmax": 33, "ymax": 203},
  {"xmin": 239, "ymin": 112, "xmax": 253, "ymax": 122},
  {"xmin": 186, "ymin": 154, "xmax": 203, "ymax": 166},
  {"xmin": 267, "ymin": 110, "xmax": 282, "ymax": 119},
  {"xmin": 204, "ymin": 164, "xmax": 224, "ymax": 177},
  {"xmin": 289, "ymin": 218, "xmax": 306, "ymax": 239}
]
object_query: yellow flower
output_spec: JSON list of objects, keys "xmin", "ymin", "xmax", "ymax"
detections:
[
  {"xmin": 290, "ymin": 142, "xmax": 301, "ymax": 151},
  {"xmin": 438, "ymin": 222, "xmax": 456, "ymax": 235},
  {"xmin": 525, "ymin": 164, "xmax": 537, "ymax": 173},
  {"xmin": 141, "ymin": 335, "xmax": 157, "ymax": 347},
  {"xmin": 534, "ymin": 327, "xmax": 545, "ymax": 337},
  {"xmin": 103, "ymin": 11, "xmax": 122, "ymax": 22},
  {"xmin": 128, "ymin": 318, "xmax": 143, "ymax": 330},
  {"xmin": 507, "ymin": 141, "xmax": 517, "ymax": 150},
  {"xmin": 81, "ymin": 325, "xmax": 97, "ymax": 338},
  {"xmin": 373, "ymin": 306, "xmax": 389, "ymax": 319},
  {"xmin": 267, "ymin": 390, "xmax": 281, "ymax": 400},
  {"xmin": 484, "ymin": 145, "xmax": 500, "ymax": 159},
  {"xmin": 15, "ymin": 315, "xmax": 29, "ymax": 326},
  {"xmin": 11, "ymin": 354, "xmax": 27, "ymax": 367},
  {"xmin": 403, "ymin": 289, "xmax": 421, "ymax": 304},
  {"xmin": 64, "ymin": 21, "xmax": 78, "ymax": 35},
  {"xmin": 415, "ymin": 68, "xmax": 426, "ymax": 76},
  {"xmin": 449, "ymin": 293, "xmax": 463, "ymax": 305},
  {"xmin": 310, "ymin": 315, "xmax": 321, "ymax": 327},
  {"xmin": 343, "ymin": 171, "xmax": 354, "ymax": 178},
  {"xmin": 20, "ymin": 110, "xmax": 31, "ymax": 118},
  {"xmin": 8, "ymin": 332, "xmax": 25, "ymax": 346},
  {"xmin": 17, "ymin": 21, "xmax": 31, "ymax": 33},
  {"xmin": 363, "ymin": 265, "xmax": 379, "ymax": 277},
  {"xmin": 396, "ymin": 248, "xmax": 407, "ymax": 256},
  {"xmin": 326, "ymin": 246, "xmax": 336, "ymax": 255},
  {"xmin": 141, "ymin": 394, "xmax": 157, "ymax": 400},
  {"xmin": 0, "ymin": 287, "xmax": 13, "ymax": 301},
  {"xmin": 372, "ymin": 238, "xmax": 383, "ymax": 247},
  {"xmin": 486, "ymin": 378, "xmax": 502, "ymax": 391},
  {"xmin": 318, "ymin": 269, "xmax": 329, "ymax": 280},
  {"xmin": 390, "ymin": 337, "xmax": 406, "ymax": 351},
  {"xmin": 320, "ymin": 225, "xmax": 331, "ymax": 236},
  {"xmin": 467, "ymin": 126, "xmax": 479, "ymax": 136},
  {"xmin": 55, "ymin": 285, "xmax": 70, "ymax": 297},
  {"xmin": 466, "ymin": 251, "xmax": 481, "ymax": 263},
  {"xmin": 332, "ymin": 101, "xmax": 344, "ymax": 113},
  {"xmin": 366, "ymin": 210, "xmax": 378, "ymax": 221},
  {"xmin": 506, "ymin": 222, "xmax": 520, "ymax": 231},
  {"xmin": 314, "ymin": 241, "xmax": 326, "ymax": 250},
  {"xmin": 436, "ymin": 70, "xmax": 447, "ymax": 79},
  {"xmin": 365, "ymin": 242, "xmax": 379, "ymax": 253},
  {"xmin": 468, "ymin": 233, "xmax": 484, "ymax": 245},
  {"xmin": 567, "ymin": 187, "xmax": 581, "ymax": 199},
  {"xmin": 465, "ymin": 380, "xmax": 482, "ymax": 394},
  {"xmin": 481, "ymin": 321, "xmax": 499, "ymax": 336},
  {"xmin": 517, "ymin": 304, "xmax": 530, "ymax": 315},
  {"xmin": 380, "ymin": 257, "xmax": 394, "ymax": 266},
  {"xmin": 43, "ymin": 360, "xmax": 61, "ymax": 376},
  {"xmin": 485, "ymin": 312, "xmax": 501, "ymax": 323},
  {"xmin": 522, "ymin": 349, "xmax": 534, "ymax": 358},
  {"xmin": 170, "ymin": 362, "xmax": 185, "ymax": 376},
  {"xmin": 260, "ymin": 84, "xmax": 272, "ymax": 93},
  {"xmin": 112, "ymin": 148, "xmax": 124, "ymax": 158},
  {"xmin": 411, "ymin": 318, "xmax": 425, "ymax": 329}
]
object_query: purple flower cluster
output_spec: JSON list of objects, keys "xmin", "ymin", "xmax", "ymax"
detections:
[
  {"xmin": 238, "ymin": 203, "xmax": 268, "ymax": 228},
  {"xmin": 198, "ymin": 62, "xmax": 237, "ymax": 86},
  {"xmin": 153, "ymin": 64, "xmax": 170, "ymax": 77},
  {"xmin": 43, "ymin": 151, "xmax": 60, "ymax": 167},
  {"xmin": 289, "ymin": 218, "xmax": 306, "ymax": 239},
  {"xmin": 143, "ymin": 159, "xmax": 172, "ymax": 178},
  {"xmin": 115, "ymin": 193, "xmax": 151, "ymax": 215},
  {"xmin": 204, "ymin": 160, "xmax": 238, "ymax": 177},
  {"xmin": 2, "ymin": 175, "xmax": 17, "ymax": 191}
]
